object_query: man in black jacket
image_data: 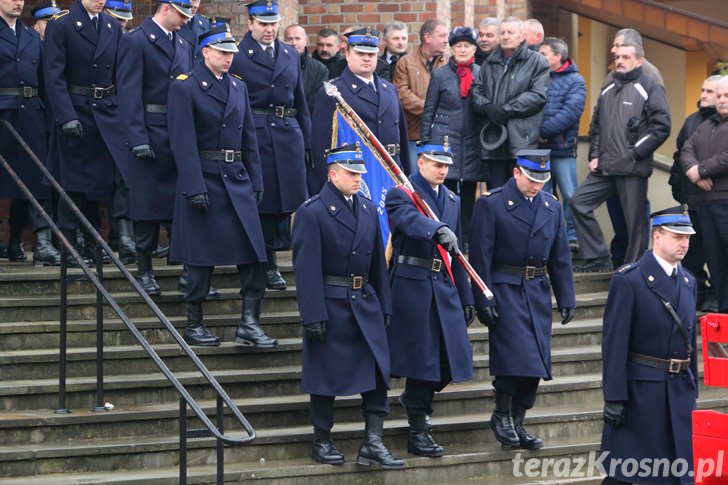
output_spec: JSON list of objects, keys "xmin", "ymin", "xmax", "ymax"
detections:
[
  {"xmin": 313, "ymin": 28, "xmax": 345, "ymax": 79},
  {"xmin": 570, "ymin": 42, "xmax": 671, "ymax": 272},
  {"xmin": 669, "ymin": 75, "xmax": 721, "ymax": 311}
]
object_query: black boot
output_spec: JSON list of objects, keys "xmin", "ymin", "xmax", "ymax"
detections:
[
  {"xmin": 264, "ymin": 249, "xmax": 286, "ymax": 290},
  {"xmin": 312, "ymin": 428, "xmax": 344, "ymax": 465},
  {"xmin": 399, "ymin": 391, "xmax": 432, "ymax": 432},
  {"xmin": 178, "ymin": 266, "xmax": 222, "ymax": 299},
  {"xmin": 490, "ymin": 391, "xmax": 520, "ymax": 448},
  {"xmin": 117, "ymin": 219, "xmax": 136, "ymax": 264},
  {"xmin": 234, "ymin": 297, "xmax": 278, "ymax": 348},
  {"xmin": 183, "ymin": 303, "xmax": 219, "ymax": 347},
  {"xmin": 7, "ymin": 234, "xmax": 26, "ymax": 261},
  {"xmin": 32, "ymin": 228, "xmax": 61, "ymax": 266},
  {"xmin": 82, "ymin": 233, "xmax": 111, "ymax": 265},
  {"xmin": 407, "ymin": 414, "xmax": 444, "ymax": 457},
  {"xmin": 136, "ymin": 253, "xmax": 161, "ymax": 296},
  {"xmin": 512, "ymin": 404, "xmax": 543, "ymax": 450},
  {"xmin": 356, "ymin": 415, "xmax": 405, "ymax": 469},
  {"xmin": 61, "ymin": 229, "xmax": 91, "ymax": 267}
]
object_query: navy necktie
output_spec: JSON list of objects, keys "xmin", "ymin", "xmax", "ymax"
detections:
[
  {"xmin": 266, "ymin": 46, "xmax": 274, "ymax": 58},
  {"xmin": 91, "ymin": 16, "xmax": 98, "ymax": 31}
]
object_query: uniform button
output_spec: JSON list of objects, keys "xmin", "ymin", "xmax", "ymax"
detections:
[
  {"xmin": 238, "ymin": 125, "xmax": 242, "ymax": 129},
  {"xmin": 16, "ymin": 58, "xmax": 20, "ymax": 62},
  {"xmin": 93, "ymin": 63, "xmax": 98, "ymax": 68},
  {"xmin": 363, "ymin": 294, "xmax": 367, "ymax": 298},
  {"xmin": 222, "ymin": 123, "xmax": 226, "ymax": 127},
  {"xmin": 433, "ymin": 275, "xmax": 438, "ymax": 280},
  {"xmin": 350, "ymin": 273, "xmax": 354, "ymax": 277},
  {"xmin": 19, "ymin": 81, "xmax": 24, "ymax": 85},
  {"xmin": 352, "ymin": 295, "xmax": 356, "ymax": 300},
  {"xmin": 106, "ymin": 65, "xmax": 111, "ymax": 69},
  {"xmin": 378, "ymin": 120, "xmax": 382, "ymax": 124},
  {"xmin": 170, "ymin": 76, "xmax": 174, "ymax": 79},
  {"xmin": 352, "ymin": 250, "xmax": 356, "ymax": 255},
  {"xmin": 92, "ymin": 103, "xmax": 97, "ymax": 107},
  {"xmin": 270, "ymin": 84, "xmax": 275, "ymax": 88},
  {"xmin": 223, "ymin": 174, "xmax": 228, "ymax": 178},
  {"xmin": 271, "ymin": 122, "xmax": 275, "ymax": 126},
  {"xmin": 20, "ymin": 105, "xmax": 25, "ymax": 109},
  {"xmin": 32, "ymin": 60, "xmax": 37, "ymax": 64}
]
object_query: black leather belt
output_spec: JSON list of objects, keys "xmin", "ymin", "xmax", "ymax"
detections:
[
  {"xmin": 251, "ymin": 106, "xmax": 297, "ymax": 118},
  {"xmin": 494, "ymin": 263, "xmax": 546, "ymax": 280},
  {"xmin": 629, "ymin": 352, "xmax": 691, "ymax": 373},
  {"xmin": 396, "ymin": 255, "xmax": 443, "ymax": 272},
  {"xmin": 69, "ymin": 85, "xmax": 116, "ymax": 99},
  {"xmin": 144, "ymin": 104, "xmax": 167, "ymax": 113},
  {"xmin": 0, "ymin": 87, "xmax": 39, "ymax": 98},
  {"xmin": 324, "ymin": 274, "xmax": 369, "ymax": 289},
  {"xmin": 199, "ymin": 150, "xmax": 242, "ymax": 162},
  {"xmin": 384, "ymin": 144, "xmax": 400, "ymax": 156}
]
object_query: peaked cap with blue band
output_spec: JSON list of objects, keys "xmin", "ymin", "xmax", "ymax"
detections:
[
  {"xmin": 32, "ymin": 1, "xmax": 62, "ymax": 20},
  {"xmin": 245, "ymin": 0, "xmax": 281, "ymax": 23},
  {"xmin": 417, "ymin": 136, "xmax": 453, "ymax": 164},
  {"xmin": 325, "ymin": 143, "xmax": 368, "ymax": 173},
  {"xmin": 650, "ymin": 205, "xmax": 695, "ymax": 235},
  {"xmin": 516, "ymin": 149, "xmax": 551, "ymax": 182},
  {"xmin": 345, "ymin": 27, "xmax": 380, "ymax": 53},
  {"xmin": 199, "ymin": 26, "xmax": 239, "ymax": 52}
]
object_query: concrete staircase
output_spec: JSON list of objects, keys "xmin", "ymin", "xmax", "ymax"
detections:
[{"xmin": 0, "ymin": 254, "xmax": 725, "ymax": 484}]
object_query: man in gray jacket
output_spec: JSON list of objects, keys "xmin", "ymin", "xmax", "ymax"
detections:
[
  {"xmin": 570, "ymin": 42, "xmax": 671, "ymax": 272},
  {"xmin": 470, "ymin": 16, "xmax": 549, "ymax": 188}
]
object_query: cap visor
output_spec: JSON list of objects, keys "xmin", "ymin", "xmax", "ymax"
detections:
[
  {"xmin": 335, "ymin": 162, "xmax": 367, "ymax": 173},
  {"xmin": 661, "ymin": 225, "xmax": 696, "ymax": 235},
  {"xmin": 352, "ymin": 45, "xmax": 380, "ymax": 53},
  {"xmin": 106, "ymin": 9, "xmax": 133, "ymax": 20},
  {"xmin": 208, "ymin": 41, "xmax": 239, "ymax": 53},
  {"xmin": 252, "ymin": 13, "xmax": 281, "ymax": 23},
  {"xmin": 170, "ymin": 3, "xmax": 193, "ymax": 18},
  {"xmin": 520, "ymin": 167, "xmax": 550, "ymax": 183},
  {"xmin": 421, "ymin": 153, "xmax": 453, "ymax": 164}
]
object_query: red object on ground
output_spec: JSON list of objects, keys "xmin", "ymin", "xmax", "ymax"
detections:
[{"xmin": 693, "ymin": 314, "xmax": 728, "ymax": 484}]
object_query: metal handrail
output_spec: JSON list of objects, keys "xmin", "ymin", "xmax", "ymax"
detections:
[{"xmin": 0, "ymin": 120, "xmax": 255, "ymax": 452}]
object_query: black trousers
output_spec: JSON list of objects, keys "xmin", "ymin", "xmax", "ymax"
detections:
[
  {"xmin": 444, "ymin": 179, "xmax": 477, "ymax": 246},
  {"xmin": 682, "ymin": 209, "xmax": 713, "ymax": 301},
  {"xmin": 8, "ymin": 198, "xmax": 50, "ymax": 234},
  {"xmin": 185, "ymin": 262, "xmax": 265, "ymax": 304},
  {"xmin": 403, "ymin": 334, "xmax": 452, "ymax": 417},
  {"xmin": 493, "ymin": 376, "xmax": 540, "ymax": 409},
  {"xmin": 58, "ymin": 192, "xmax": 101, "ymax": 231},
  {"xmin": 485, "ymin": 159, "xmax": 515, "ymax": 190},
  {"xmin": 111, "ymin": 166, "xmax": 130, "ymax": 220},
  {"xmin": 134, "ymin": 220, "xmax": 171, "ymax": 255},
  {"xmin": 260, "ymin": 213, "xmax": 291, "ymax": 251},
  {"xmin": 310, "ymin": 369, "xmax": 389, "ymax": 431},
  {"xmin": 697, "ymin": 200, "xmax": 728, "ymax": 312}
]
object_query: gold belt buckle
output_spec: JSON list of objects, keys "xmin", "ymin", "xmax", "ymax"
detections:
[
  {"xmin": 431, "ymin": 259, "xmax": 442, "ymax": 272},
  {"xmin": 352, "ymin": 276, "xmax": 363, "ymax": 290}
]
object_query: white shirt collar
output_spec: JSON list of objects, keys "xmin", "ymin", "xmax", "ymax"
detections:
[
  {"xmin": 258, "ymin": 41, "xmax": 274, "ymax": 53},
  {"xmin": 354, "ymin": 73, "xmax": 375, "ymax": 86},
  {"xmin": 88, "ymin": 11, "xmax": 98, "ymax": 21},
  {"xmin": 152, "ymin": 18, "xmax": 173, "ymax": 38},
  {"xmin": 652, "ymin": 251, "xmax": 678, "ymax": 277}
]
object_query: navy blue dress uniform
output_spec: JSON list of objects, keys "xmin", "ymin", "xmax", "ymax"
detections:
[
  {"xmin": 167, "ymin": 27, "xmax": 277, "ymax": 349},
  {"xmin": 385, "ymin": 140, "xmax": 473, "ymax": 457},
  {"xmin": 43, "ymin": 0, "xmax": 128, "ymax": 261},
  {"xmin": 292, "ymin": 144, "xmax": 403, "ymax": 469},
  {"xmin": 311, "ymin": 29, "xmax": 410, "ymax": 191},
  {"xmin": 116, "ymin": 1, "xmax": 194, "ymax": 295},
  {"xmin": 31, "ymin": 1, "xmax": 62, "ymax": 38},
  {"xmin": 601, "ymin": 207, "xmax": 697, "ymax": 485},
  {"xmin": 0, "ymin": 13, "xmax": 61, "ymax": 265},
  {"xmin": 177, "ymin": 10, "xmax": 209, "ymax": 57},
  {"xmin": 469, "ymin": 149, "xmax": 575, "ymax": 450},
  {"xmin": 228, "ymin": 0, "xmax": 311, "ymax": 290}
]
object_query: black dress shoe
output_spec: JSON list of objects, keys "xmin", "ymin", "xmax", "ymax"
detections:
[
  {"xmin": 312, "ymin": 436, "xmax": 344, "ymax": 465},
  {"xmin": 407, "ymin": 415, "xmax": 444, "ymax": 457},
  {"xmin": 183, "ymin": 326, "xmax": 220, "ymax": 346},
  {"xmin": 136, "ymin": 272, "xmax": 161, "ymax": 296},
  {"xmin": 152, "ymin": 244, "xmax": 169, "ymax": 259},
  {"xmin": 356, "ymin": 415, "xmax": 405, "ymax": 469},
  {"xmin": 7, "ymin": 237, "xmax": 26, "ymax": 261}
]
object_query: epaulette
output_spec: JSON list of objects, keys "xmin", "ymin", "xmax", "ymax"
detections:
[
  {"xmin": 51, "ymin": 9, "xmax": 69, "ymax": 20},
  {"xmin": 482, "ymin": 191, "xmax": 492, "ymax": 197},
  {"xmin": 304, "ymin": 195, "xmax": 320, "ymax": 206},
  {"xmin": 126, "ymin": 26, "xmax": 140, "ymax": 34},
  {"xmin": 617, "ymin": 263, "xmax": 637, "ymax": 274},
  {"xmin": 176, "ymin": 74, "xmax": 189, "ymax": 81},
  {"xmin": 231, "ymin": 73, "xmax": 242, "ymax": 80},
  {"xmin": 545, "ymin": 192, "xmax": 558, "ymax": 200},
  {"xmin": 486, "ymin": 187, "xmax": 502, "ymax": 195}
]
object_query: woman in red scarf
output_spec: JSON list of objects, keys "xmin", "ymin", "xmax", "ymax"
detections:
[{"xmin": 421, "ymin": 26, "xmax": 483, "ymax": 250}]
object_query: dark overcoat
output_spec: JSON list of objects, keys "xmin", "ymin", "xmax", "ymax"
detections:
[
  {"xmin": 385, "ymin": 173, "xmax": 474, "ymax": 383},
  {"xmin": 229, "ymin": 34, "xmax": 310, "ymax": 215},
  {"xmin": 292, "ymin": 182, "xmax": 392, "ymax": 396},
  {"xmin": 43, "ymin": 0, "xmax": 126, "ymax": 194},
  {"xmin": 601, "ymin": 251, "xmax": 697, "ymax": 485},
  {"xmin": 117, "ymin": 18, "xmax": 193, "ymax": 221},
  {"xmin": 167, "ymin": 64, "xmax": 265, "ymax": 266},
  {"xmin": 310, "ymin": 67, "xmax": 410, "ymax": 192},
  {"xmin": 0, "ymin": 19, "xmax": 49, "ymax": 198},
  {"xmin": 469, "ymin": 178, "xmax": 575, "ymax": 379},
  {"xmin": 177, "ymin": 13, "xmax": 209, "ymax": 59}
]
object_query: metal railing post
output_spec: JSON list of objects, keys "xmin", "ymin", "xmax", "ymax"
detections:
[
  {"xmin": 180, "ymin": 397, "xmax": 187, "ymax": 485},
  {"xmin": 92, "ymin": 245, "xmax": 105, "ymax": 412},
  {"xmin": 217, "ymin": 394, "xmax": 224, "ymax": 484},
  {"xmin": 55, "ymin": 245, "xmax": 70, "ymax": 414}
]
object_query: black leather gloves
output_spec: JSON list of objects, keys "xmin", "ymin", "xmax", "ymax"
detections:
[
  {"xmin": 188, "ymin": 193, "xmax": 209, "ymax": 213},
  {"xmin": 463, "ymin": 305, "xmax": 476, "ymax": 327},
  {"xmin": 477, "ymin": 307, "xmax": 499, "ymax": 327},
  {"xmin": 603, "ymin": 401, "xmax": 627, "ymax": 428},
  {"xmin": 132, "ymin": 144, "xmax": 155, "ymax": 160},
  {"xmin": 62, "ymin": 120, "xmax": 83, "ymax": 137},
  {"xmin": 434, "ymin": 226, "xmax": 459, "ymax": 253},
  {"xmin": 559, "ymin": 307, "xmax": 575, "ymax": 325},
  {"xmin": 305, "ymin": 322, "xmax": 327, "ymax": 342},
  {"xmin": 483, "ymin": 104, "xmax": 508, "ymax": 125}
]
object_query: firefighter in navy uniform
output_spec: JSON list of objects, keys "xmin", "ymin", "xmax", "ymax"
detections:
[
  {"xmin": 0, "ymin": 0, "xmax": 61, "ymax": 266},
  {"xmin": 469, "ymin": 149, "xmax": 575, "ymax": 450},
  {"xmin": 116, "ymin": 0, "xmax": 193, "ymax": 295},
  {"xmin": 167, "ymin": 26, "xmax": 276, "ymax": 349},
  {"xmin": 229, "ymin": 0, "xmax": 311, "ymax": 291},
  {"xmin": 310, "ymin": 27, "xmax": 410, "ymax": 190},
  {"xmin": 31, "ymin": 1, "xmax": 62, "ymax": 39},
  {"xmin": 291, "ymin": 144, "xmax": 404, "ymax": 469},
  {"xmin": 600, "ymin": 207, "xmax": 697, "ymax": 485},
  {"xmin": 385, "ymin": 138, "xmax": 474, "ymax": 457},
  {"xmin": 43, "ymin": 0, "xmax": 131, "ymax": 264}
]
